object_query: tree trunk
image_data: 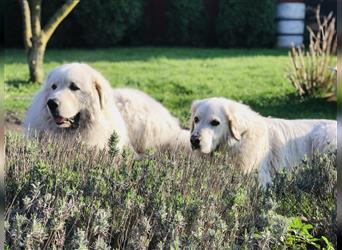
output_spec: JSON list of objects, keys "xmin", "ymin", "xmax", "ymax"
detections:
[
  {"xmin": 19, "ymin": 0, "xmax": 79, "ymax": 83},
  {"xmin": 27, "ymin": 41, "xmax": 46, "ymax": 83}
]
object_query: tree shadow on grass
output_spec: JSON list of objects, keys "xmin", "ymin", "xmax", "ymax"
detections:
[
  {"xmin": 46, "ymin": 48, "xmax": 289, "ymax": 63},
  {"xmin": 5, "ymin": 79, "xmax": 29, "ymax": 88},
  {"xmin": 245, "ymin": 94, "xmax": 336, "ymax": 120},
  {"xmin": 5, "ymin": 48, "xmax": 289, "ymax": 64}
]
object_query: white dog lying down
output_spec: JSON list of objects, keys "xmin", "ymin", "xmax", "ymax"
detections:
[
  {"xmin": 113, "ymin": 88, "xmax": 190, "ymax": 154},
  {"xmin": 189, "ymin": 97, "xmax": 336, "ymax": 185},
  {"xmin": 24, "ymin": 63, "xmax": 131, "ymax": 150},
  {"xmin": 24, "ymin": 63, "xmax": 190, "ymax": 154}
]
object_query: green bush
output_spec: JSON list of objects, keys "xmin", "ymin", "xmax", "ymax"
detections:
[
  {"xmin": 5, "ymin": 133, "xmax": 336, "ymax": 248},
  {"xmin": 286, "ymin": 218, "xmax": 335, "ymax": 249},
  {"xmin": 0, "ymin": 0, "xmax": 3, "ymax": 41},
  {"xmin": 5, "ymin": 0, "xmax": 145, "ymax": 48},
  {"xmin": 164, "ymin": 0, "xmax": 209, "ymax": 46},
  {"xmin": 265, "ymin": 152, "xmax": 337, "ymax": 245},
  {"xmin": 40, "ymin": 0, "xmax": 81, "ymax": 48},
  {"xmin": 73, "ymin": 0, "xmax": 145, "ymax": 47},
  {"xmin": 5, "ymin": 0, "xmax": 276, "ymax": 48},
  {"xmin": 216, "ymin": 0, "xmax": 276, "ymax": 47},
  {"xmin": 4, "ymin": 0, "xmax": 22, "ymax": 47}
]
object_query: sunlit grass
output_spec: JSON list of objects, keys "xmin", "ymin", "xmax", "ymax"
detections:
[{"xmin": 5, "ymin": 48, "xmax": 336, "ymax": 124}]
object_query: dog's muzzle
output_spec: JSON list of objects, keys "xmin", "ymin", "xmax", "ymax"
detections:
[
  {"xmin": 190, "ymin": 133, "xmax": 200, "ymax": 150},
  {"xmin": 47, "ymin": 99, "xmax": 59, "ymax": 114},
  {"xmin": 47, "ymin": 99, "xmax": 81, "ymax": 128}
]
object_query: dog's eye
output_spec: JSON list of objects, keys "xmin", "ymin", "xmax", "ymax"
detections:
[
  {"xmin": 210, "ymin": 120, "xmax": 220, "ymax": 126},
  {"xmin": 51, "ymin": 84, "xmax": 57, "ymax": 90},
  {"xmin": 69, "ymin": 82, "xmax": 80, "ymax": 91},
  {"xmin": 194, "ymin": 117, "xmax": 199, "ymax": 123}
]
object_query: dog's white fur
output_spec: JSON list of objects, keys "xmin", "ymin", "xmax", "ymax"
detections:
[
  {"xmin": 190, "ymin": 97, "xmax": 337, "ymax": 185},
  {"xmin": 24, "ymin": 63, "xmax": 190, "ymax": 154},
  {"xmin": 113, "ymin": 88, "xmax": 191, "ymax": 154},
  {"xmin": 24, "ymin": 63, "xmax": 131, "ymax": 150}
]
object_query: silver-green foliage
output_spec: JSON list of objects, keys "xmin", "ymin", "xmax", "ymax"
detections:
[{"xmin": 5, "ymin": 133, "xmax": 336, "ymax": 249}]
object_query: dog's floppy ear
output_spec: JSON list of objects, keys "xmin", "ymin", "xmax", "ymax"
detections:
[
  {"xmin": 191, "ymin": 100, "xmax": 201, "ymax": 113},
  {"xmin": 44, "ymin": 67, "xmax": 58, "ymax": 87},
  {"xmin": 46, "ymin": 69, "xmax": 54, "ymax": 83},
  {"xmin": 225, "ymin": 105, "xmax": 244, "ymax": 141},
  {"xmin": 94, "ymin": 80, "xmax": 104, "ymax": 109},
  {"xmin": 90, "ymin": 67, "xmax": 111, "ymax": 110},
  {"xmin": 227, "ymin": 113, "xmax": 241, "ymax": 141},
  {"xmin": 190, "ymin": 100, "xmax": 201, "ymax": 132}
]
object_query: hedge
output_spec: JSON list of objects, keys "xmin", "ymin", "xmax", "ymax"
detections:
[
  {"xmin": 216, "ymin": 0, "xmax": 276, "ymax": 47},
  {"xmin": 163, "ymin": 0, "xmax": 209, "ymax": 46},
  {"xmin": 73, "ymin": 0, "xmax": 145, "ymax": 47},
  {"xmin": 5, "ymin": 0, "xmax": 276, "ymax": 48}
]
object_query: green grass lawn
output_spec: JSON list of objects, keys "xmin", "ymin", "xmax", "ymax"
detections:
[{"xmin": 5, "ymin": 48, "xmax": 336, "ymax": 126}]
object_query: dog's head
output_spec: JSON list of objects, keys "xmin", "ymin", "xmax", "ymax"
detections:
[
  {"xmin": 190, "ymin": 97, "xmax": 249, "ymax": 154},
  {"xmin": 43, "ymin": 63, "xmax": 112, "ymax": 129}
]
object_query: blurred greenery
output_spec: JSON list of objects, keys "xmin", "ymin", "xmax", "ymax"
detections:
[
  {"xmin": 217, "ymin": 0, "xmax": 275, "ymax": 47},
  {"xmin": 4, "ymin": 0, "xmax": 276, "ymax": 48}
]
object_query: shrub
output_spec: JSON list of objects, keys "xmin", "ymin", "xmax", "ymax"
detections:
[
  {"xmin": 216, "ymin": 0, "xmax": 276, "ymax": 47},
  {"xmin": 266, "ymin": 152, "xmax": 337, "ymax": 246},
  {"xmin": 4, "ymin": 0, "xmax": 22, "ymax": 47},
  {"xmin": 5, "ymin": 0, "xmax": 145, "ymax": 48},
  {"xmin": 73, "ymin": 0, "xmax": 145, "ymax": 47},
  {"xmin": 163, "ymin": 0, "xmax": 209, "ymax": 46},
  {"xmin": 0, "ymin": 0, "xmax": 3, "ymax": 41},
  {"xmin": 6, "ymin": 0, "xmax": 277, "ymax": 48},
  {"xmin": 286, "ymin": 218, "xmax": 335, "ymax": 249},
  {"xmin": 5, "ymin": 133, "xmax": 336, "ymax": 248},
  {"xmin": 286, "ymin": 7, "xmax": 337, "ymax": 98}
]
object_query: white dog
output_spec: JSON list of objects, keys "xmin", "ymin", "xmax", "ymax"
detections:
[
  {"xmin": 190, "ymin": 97, "xmax": 336, "ymax": 185},
  {"xmin": 24, "ymin": 63, "xmax": 131, "ymax": 150},
  {"xmin": 24, "ymin": 63, "xmax": 190, "ymax": 155},
  {"xmin": 113, "ymin": 88, "xmax": 191, "ymax": 154}
]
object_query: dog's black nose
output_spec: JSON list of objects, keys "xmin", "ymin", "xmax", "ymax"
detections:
[
  {"xmin": 190, "ymin": 134, "xmax": 200, "ymax": 149},
  {"xmin": 47, "ymin": 99, "xmax": 58, "ymax": 113}
]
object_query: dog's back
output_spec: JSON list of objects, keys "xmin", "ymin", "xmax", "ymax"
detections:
[
  {"xmin": 113, "ymin": 88, "xmax": 190, "ymax": 153},
  {"xmin": 266, "ymin": 118, "xmax": 336, "ymax": 167}
]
